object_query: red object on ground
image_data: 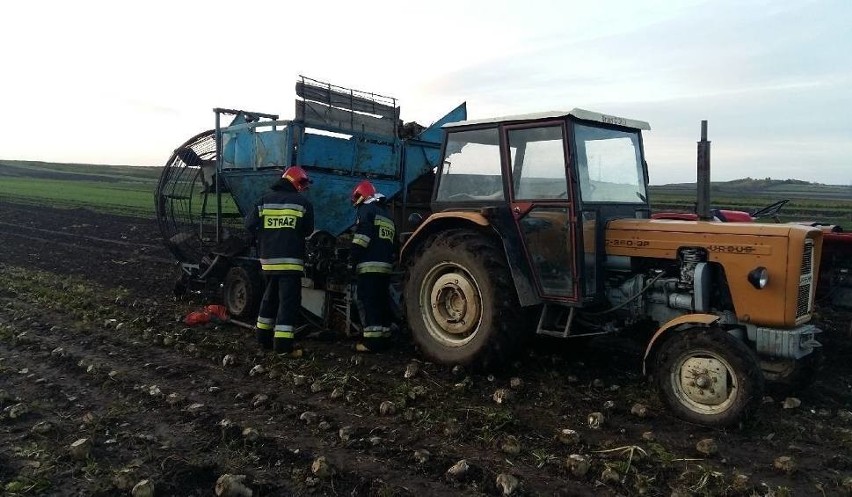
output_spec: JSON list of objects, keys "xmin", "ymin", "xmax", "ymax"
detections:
[
  {"xmin": 183, "ymin": 304, "xmax": 230, "ymax": 326},
  {"xmin": 183, "ymin": 311, "xmax": 212, "ymax": 326},
  {"xmin": 204, "ymin": 305, "xmax": 229, "ymax": 321}
]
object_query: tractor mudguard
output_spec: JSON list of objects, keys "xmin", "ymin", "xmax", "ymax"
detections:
[
  {"xmin": 400, "ymin": 211, "xmax": 490, "ymax": 260},
  {"xmin": 642, "ymin": 313, "xmax": 721, "ymax": 374},
  {"xmin": 401, "ymin": 211, "xmax": 540, "ymax": 307}
]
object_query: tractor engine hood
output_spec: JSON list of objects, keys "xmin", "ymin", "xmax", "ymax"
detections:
[{"xmin": 603, "ymin": 219, "xmax": 823, "ymax": 328}]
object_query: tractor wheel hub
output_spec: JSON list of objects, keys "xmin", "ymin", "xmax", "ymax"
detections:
[
  {"xmin": 430, "ymin": 273, "xmax": 480, "ymax": 336},
  {"xmin": 680, "ymin": 357, "xmax": 728, "ymax": 406}
]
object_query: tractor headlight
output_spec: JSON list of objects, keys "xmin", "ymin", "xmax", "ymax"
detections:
[{"xmin": 748, "ymin": 266, "xmax": 769, "ymax": 289}]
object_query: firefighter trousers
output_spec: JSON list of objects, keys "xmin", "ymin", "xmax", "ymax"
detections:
[
  {"xmin": 357, "ymin": 273, "xmax": 392, "ymax": 350},
  {"xmin": 256, "ymin": 272, "xmax": 301, "ymax": 353}
]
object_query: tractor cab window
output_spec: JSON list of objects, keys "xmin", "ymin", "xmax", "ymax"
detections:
[
  {"xmin": 573, "ymin": 124, "xmax": 646, "ymax": 204},
  {"xmin": 436, "ymin": 128, "xmax": 505, "ymax": 201},
  {"xmin": 507, "ymin": 125, "xmax": 567, "ymax": 200}
]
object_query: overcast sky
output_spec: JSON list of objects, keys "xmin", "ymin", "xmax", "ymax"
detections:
[{"xmin": 2, "ymin": 0, "xmax": 850, "ymax": 185}]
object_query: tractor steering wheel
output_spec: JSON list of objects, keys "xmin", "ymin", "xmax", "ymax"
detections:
[{"xmin": 750, "ymin": 199, "xmax": 789, "ymax": 222}]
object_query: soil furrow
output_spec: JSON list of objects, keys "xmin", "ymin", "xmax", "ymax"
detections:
[
  {"xmin": 0, "ymin": 220, "xmax": 163, "ymax": 250},
  {"xmin": 0, "ymin": 229, "xmax": 174, "ymax": 265},
  {"xmin": 0, "ymin": 298, "xmax": 497, "ymax": 495}
]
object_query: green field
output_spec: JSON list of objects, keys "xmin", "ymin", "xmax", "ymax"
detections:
[
  {"xmin": 0, "ymin": 160, "xmax": 161, "ymax": 217},
  {"xmin": 0, "ymin": 159, "xmax": 162, "ymax": 181},
  {"xmin": 0, "ymin": 177, "xmax": 159, "ymax": 217},
  {"xmin": 650, "ymin": 178, "xmax": 852, "ymax": 226},
  {"xmin": 2, "ymin": 160, "xmax": 850, "ymax": 226}
]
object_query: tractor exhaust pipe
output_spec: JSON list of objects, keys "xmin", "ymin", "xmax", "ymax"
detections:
[{"xmin": 696, "ymin": 120, "xmax": 712, "ymax": 221}]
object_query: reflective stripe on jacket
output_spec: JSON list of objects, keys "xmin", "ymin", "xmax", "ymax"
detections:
[
  {"xmin": 356, "ymin": 261, "xmax": 393, "ymax": 274},
  {"xmin": 244, "ymin": 181, "xmax": 314, "ymax": 274},
  {"xmin": 351, "ymin": 199, "xmax": 395, "ymax": 273}
]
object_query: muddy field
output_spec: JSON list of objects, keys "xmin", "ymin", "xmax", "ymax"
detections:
[{"xmin": 1, "ymin": 200, "xmax": 851, "ymax": 497}]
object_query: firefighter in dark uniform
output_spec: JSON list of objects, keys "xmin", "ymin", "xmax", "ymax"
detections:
[
  {"xmin": 350, "ymin": 180, "xmax": 396, "ymax": 352},
  {"xmin": 245, "ymin": 166, "xmax": 314, "ymax": 355}
]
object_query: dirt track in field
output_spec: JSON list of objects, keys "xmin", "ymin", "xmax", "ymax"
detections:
[{"xmin": 1, "ymin": 200, "xmax": 851, "ymax": 497}]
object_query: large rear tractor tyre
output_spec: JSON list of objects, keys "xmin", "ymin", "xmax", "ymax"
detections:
[
  {"xmin": 404, "ymin": 230, "xmax": 526, "ymax": 369},
  {"xmin": 223, "ymin": 266, "xmax": 262, "ymax": 320},
  {"xmin": 655, "ymin": 327, "xmax": 764, "ymax": 426}
]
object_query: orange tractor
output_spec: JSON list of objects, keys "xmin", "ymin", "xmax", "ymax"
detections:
[{"xmin": 401, "ymin": 110, "xmax": 824, "ymax": 426}]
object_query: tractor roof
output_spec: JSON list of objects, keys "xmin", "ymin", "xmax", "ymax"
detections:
[{"xmin": 443, "ymin": 108, "xmax": 651, "ymax": 131}]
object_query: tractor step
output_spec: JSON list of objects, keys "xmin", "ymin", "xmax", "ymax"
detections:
[{"xmin": 536, "ymin": 305, "xmax": 575, "ymax": 338}]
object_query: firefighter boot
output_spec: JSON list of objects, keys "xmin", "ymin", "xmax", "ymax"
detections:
[
  {"xmin": 273, "ymin": 336, "xmax": 292, "ymax": 354},
  {"xmin": 274, "ymin": 337, "xmax": 303, "ymax": 358},
  {"xmin": 256, "ymin": 328, "xmax": 273, "ymax": 350}
]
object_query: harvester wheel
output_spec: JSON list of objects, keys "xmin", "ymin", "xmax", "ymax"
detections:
[
  {"xmin": 404, "ymin": 230, "xmax": 526, "ymax": 369},
  {"xmin": 655, "ymin": 327, "xmax": 764, "ymax": 426},
  {"xmin": 223, "ymin": 266, "xmax": 262, "ymax": 320}
]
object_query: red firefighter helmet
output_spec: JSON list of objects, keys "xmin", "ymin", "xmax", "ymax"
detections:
[
  {"xmin": 282, "ymin": 166, "xmax": 312, "ymax": 192},
  {"xmin": 351, "ymin": 180, "xmax": 377, "ymax": 206}
]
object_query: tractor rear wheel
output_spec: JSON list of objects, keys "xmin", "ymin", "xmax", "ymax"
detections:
[
  {"xmin": 404, "ymin": 230, "xmax": 526, "ymax": 369},
  {"xmin": 223, "ymin": 266, "xmax": 262, "ymax": 320},
  {"xmin": 655, "ymin": 327, "xmax": 764, "ymax": 426}
]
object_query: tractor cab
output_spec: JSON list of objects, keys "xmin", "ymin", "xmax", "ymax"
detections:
[{"xmin": 430, "ymin": 109, "xmax": 651, "ymax": 304}]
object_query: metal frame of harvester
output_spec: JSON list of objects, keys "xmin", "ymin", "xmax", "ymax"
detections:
[{"xmin": 155, "ymin": 76, "xmax": 466, "ymax": 332}]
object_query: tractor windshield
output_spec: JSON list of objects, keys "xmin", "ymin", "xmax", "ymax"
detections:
[
  {"xmin": 435, "ymin": 128, "xmax": 505, "ymax": 201},
  {"xmin": 573, "ymin": 124, "xmax": 646, "ymax": 204}
]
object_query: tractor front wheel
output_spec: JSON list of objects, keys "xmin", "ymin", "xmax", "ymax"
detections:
[
  {"xmin": 404, "ymin": 230, "xmax": 525, "ymax": 369},
  {"xmin": 655, "ymin": 327, "xmax": 764, "ymax": 426}
]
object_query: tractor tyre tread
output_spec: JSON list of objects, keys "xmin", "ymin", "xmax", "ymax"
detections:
[
  {"xmin": 654, "ymin": 327, "xmax": 765, "ymax": 427},
  {"xmin": 403, "ymin": 229, "xmax": 526, "ymax": 370},
  {"xmin": 223, "ymin": 265, "xmax": 263, "ymax": 320}
]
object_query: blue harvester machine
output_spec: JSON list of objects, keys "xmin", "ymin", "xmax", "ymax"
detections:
[{"xmin": 155, "ymin": 77, "xmax": 466, "ymax": 331}]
